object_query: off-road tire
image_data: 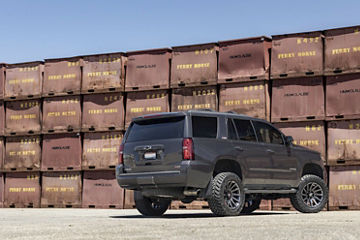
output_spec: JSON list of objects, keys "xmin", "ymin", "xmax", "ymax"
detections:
[
  {"xmin": 208, "ymin": 172, "xmax": 245, "ymax": 216},
  {"xmin": 241, "ymin": 196, "xmax": 261, "ymax": 214},
  {"xmin": 134, "ymin": 191, "xmax": 171, "ymax": 217},
  {"xmin": 290, "ymin": 174, "xmax": 328, "ymax": 213}
]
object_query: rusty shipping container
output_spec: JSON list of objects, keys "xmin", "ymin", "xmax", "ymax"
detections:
[
  {"xmin": 82, "ymin": 93, "xmax": 124, "ymax": 132},
  {"xmin": 272, "ymin": 198, "xmax": 295, "ymax": 211},
  {"xmin": 271, "ymin": 31, "xmax": 323, "ymax": 79},
  {"xmin": 0, "ymin": 64, "xmax": 5, "ymax": 99},
  {"xmin": 5, "ymin": 99, "xmax": 41, "ymax": 135},
  {"xmin": 43, "ymin": 57, "xmax": 82, "ymax": 97},
  {"xmin": 126, "ymin": 48, "xmax": 171, "ymax": 91},
  {"xmin": 0, "ymin": 173, "xmax": 3, "ymax": 208},
  {"xmin": 324, "ymin": 26, "xmax": 360, "ymax": 75},
  {"xmin": 5, "ymin": 61, "xmax": 43, "ymax": 100},
  {"xmin": 0, "ymin": 137, "xmax": 3, "ymax": 170},
  {"xmin": 42, "ymin": 95, "xmax": 81, "ymax": 133},
  {"xmin": 329, "ymin": 166, "xmax": 360, "ymax": 210},
  {"xmin": 4, "ymin": 136, "xmax": 41, "ymax": 172},
  {"xmin": 4, "ymin": 172, "xmax": 41, "ymax": 208},
  {"xmin": 326, "ymin": 74, "xmax": 360, "ymax": 120},
  {"xmin": 124, "ymin": 189, "xmax": 136, "ymax": 209},
  {"xmin": 258, "ymin": 200, "xmax": 272, "ymax": 211},
  {"xmin": 171, "ymin": 43, "xmax": 218, "ymax": 88},
  {"xmin": 171, "ymin": 86, "xmax": 218, "ymax": 112},
  {"xmin": 83, "ymin": 132, "xmax": 122, "ymax": 170},
  {"xmin": 82, "ymin": 53, "xmax": 126, "ymax": 93},
  {"xmin": 327, "ymin": 120, "xmax": 360, "ymax": 166},
  {"xmin": 218, "ymin": 37, "xmax": 271, "ymax": 83},
  {"xmin": 271, "ymin": 77, "xmax": 325, "ymax": 122},
  {"xmin": 41, "ymin": 133, "xmax": 82, "ymax": 171},
  {"xmin": 82, "ymin": 171, "xmax": 124, "ymax": 209},
  {"xmin": 274, "ymin": 121, "xmax": 326, "ymax": 161},
  {"xmin": 219, "ymin": 81, "xmax": 270, "ymax": 120},
  {"xmin": 0, "ymin": 101, "xmax": 4, "ymax": 135},
  {"xmin": 41, "ymin": 171, "xmax": 82, "ymax": 208},
  {"xmin": 125, "ymin": 90, "xmax": 169, "ymax": 127}
]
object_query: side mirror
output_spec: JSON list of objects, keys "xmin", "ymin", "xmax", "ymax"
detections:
[{"xmin": 285, "ymin": 136, "xmax": 294, "ymax": 145}]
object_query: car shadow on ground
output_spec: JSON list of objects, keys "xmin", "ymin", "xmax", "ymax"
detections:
[{"xmin": 110, "ymin": 211, "xmax": 292, "ymax": 219}]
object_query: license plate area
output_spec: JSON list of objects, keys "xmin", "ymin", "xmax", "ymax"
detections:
[{"xmin": 144, "ymin": 152, "xmax": 157, "ymax": 160}]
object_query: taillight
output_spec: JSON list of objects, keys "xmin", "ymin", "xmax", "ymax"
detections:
[
  {"xmin": 118, "ymin": 143, "xmax": 124, "ymax": 164},
  {"xmin": 183, "ymin": 138, "xmax": 194, "ymax": 160}
]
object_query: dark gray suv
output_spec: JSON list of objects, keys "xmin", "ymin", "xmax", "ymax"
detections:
[{"xmin": 116, "ymin": 110, "xmax": 328, "ymax": 216}]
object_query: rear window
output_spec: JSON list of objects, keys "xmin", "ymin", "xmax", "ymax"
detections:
[
  {"xmin": 192, "ymin": 116, "xmax": 217, "ymax": 138},
  {"xmin": 126, "ymin": 116, "xmax": 185, "ymax": 142}
]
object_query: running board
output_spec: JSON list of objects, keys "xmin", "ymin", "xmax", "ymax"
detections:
[{"xmin": 245, "ymin": 189, "xmax": 297, "ymax": 194}]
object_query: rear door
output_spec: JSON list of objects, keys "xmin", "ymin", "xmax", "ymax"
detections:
[{"xmin": 123, "ymin": 116, "xmax": 186, "ymax": 173}]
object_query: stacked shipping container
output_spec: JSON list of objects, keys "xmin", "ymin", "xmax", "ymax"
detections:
[{"xmin": 0, "ymin": 25, "xmax": 360, "ymax": 211}]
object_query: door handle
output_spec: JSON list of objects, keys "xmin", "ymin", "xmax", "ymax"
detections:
[
  {"xmin": 266, "ymin": 149, "xmax": 275, "ymax": 154},
  {"xmin": 234, "ymin": 146, "xmax": 244, "ymax": 152}
]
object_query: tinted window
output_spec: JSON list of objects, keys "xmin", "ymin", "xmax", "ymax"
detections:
[
  {"xmin": 253, "ymin": 121, "xmax": 284, "ymax": 145},
  {"xmin": 233, "ymin": 119, "xmax": 257, "ymax": 142},
  {"xmin": 227, "ymin": 119, "xmax": 237, "ymax": 140},
  {"xmin": 192, "ymin": 116, "xmax": 217, "ymax": 138},
  {"xmin": 126, "ymin": 117, "xmax": 184, "ymax": 142}
]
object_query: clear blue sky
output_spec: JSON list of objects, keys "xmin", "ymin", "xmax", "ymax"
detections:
[{"xmin": 0, "ymin": 0, "xmax": 358, "ymax": 63}]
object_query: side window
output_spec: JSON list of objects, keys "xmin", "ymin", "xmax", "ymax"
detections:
[
  {"xmin": 253, "ymin": 121, "xmax": 284, "ymax": 145},
  {"xmin": 227, "ymin": 119, "xmax": 238, "ymax": 140},
  {"xmin": 192, "ymin": 116, "xmax": 217, "ymax": 138},
  {"xmin": 233, "ymin": 119, "xmax": 257, "ymax": 142}
]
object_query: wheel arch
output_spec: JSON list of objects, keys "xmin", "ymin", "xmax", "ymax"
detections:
[
  {"xmin": 301, "ymin": 163, "xmax": 324, "ymax": 179},
  {"xmin": 212, "ymin": 158, "xmax": 243, "ymax": 180}
]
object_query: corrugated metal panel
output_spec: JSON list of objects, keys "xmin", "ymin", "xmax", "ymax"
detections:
[
  {"xmin": 125, "ymin": 48, "xmax": 171, "ymax": 91},
  {"xmin": 82, "ymin": 93, "xmax": 124, "ymax": 132},
  {"xmin": 274, "ymin": 121, "xmax": 326, "ymax": 161},
  {"xmin": 41, "ymin": 171, "xmax": 82, "ymax": 208},
  {"xmin": 329, "ymin": 166, "xmax": 360, "ymax": 210},
  {"xmin": 82, "ymin": 132, "xmax": 122, "ymax": 170},
  {"xmin": 0, "ymin": 173, "xmax": 3, "ymax": 208},
  {"xmin": 271, "ymin": 31, "xmax": 323, "ymax": 79},
  {"xmin": 43, "ymin": 57, "xmax": 82, "ymax": 97},
  {"xmin": 219, "ymin": 81, "xmax": 270, "ymax": 120},
  {"xmin": 41, "ymin": 133, "xmax": 82, "ymax": 171},
  {"xmin": 327, "ymin": 120, "xmax": 360, "ymax": 166},
  {"xmin": 0, "ymin": 101, "xmax": 4, "ymax": 136},
  {"xmin": 5, "ymin": 61, "xmax": 43, "ymax": 100},
  {"xmin": 326, "ymin": 74, "xmax": 360, "ymax": 120},
  {"xmin": 42, "ymin": 96, "xmax": 81, "ymax": 133},
  {"xmin": 171, "ymin": 43, "xmax": 218, "ymax": 88},
  {"xmin": 324, "ymin": 26, "xmax": 360, "ymax": 75},
  {"xmin": 125, "ymin": 90, "xmax": 169, "ymax": 127},
  {"xmin": 5, "ymin": 99, "xmax": 42, "ymax": 136},
  {"xmin": 82, "ymin": 171, "xmax": 124, "ymax": 209},
  {"xmin": 123, "ymin": 189, "xmax": 135, "ymax": 209},
  {"xmin": 4, "ymin": 136, "xmax": 41, "ymax": 171},
  {"xmin": 4, "ymin": 172, "xmax": 41, "ymax": 208},
  {"xmin": 218, "ymin": 37, "xmax": 271, "ymax": 83},
  {"xmin": 171, "ymin": 86, "xmax": 218, "ymax": 112},
  {"xmin": 271, "ymin": 77, "xmax": 325, "ymax": 122},
  {"xmin": 82, "ymin": 53, "xmax": 126, "ymax": 93},
  {"xmin": 0, "ymin": 64, "xmax": 5, "ymax": 99}
]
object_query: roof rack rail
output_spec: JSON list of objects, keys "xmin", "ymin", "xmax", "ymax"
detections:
[
  {"xmin": 226, "ymin": 111, "xmax": 237, "ymax": 114},
  {"xmin": 196, "ymin": 109, "xmax": 216, "ymax": 112}
]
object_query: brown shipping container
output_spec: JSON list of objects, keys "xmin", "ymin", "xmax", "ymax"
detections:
[
  {"xmin": 82, "ymin": 171, "xmax": 124, "ymax": 209},
  {"xmin": 125, "ymin": 90, "xmax": 169, "ymax": 127},
  {"xmin": 171, "ymin": 43, "xmax": 218, "ymax": 88},
  {"xmin": 43, "ymin": 57, "xmax": 82, "ymax": 96},
  {"xmin": 126, "ymin": 48, "xmax": 171, "ymax": 91},
  {"xmin": 0, "ymin": 101, "xmax": 4, "ymax": 135},
  {"xmin": 274, "ymin": 121, "xmax": 326, "ymax": 161},
  {"xmin": 83, "ymin": 132, "xmax": 122, "ymax": 170},
  {"xmin": 124, "ymin": 189, "xmax": 136, "ymax": 209},
  {"xmin": 258, "ymin": 200, "xmax": 272, "ymax": 211},
  {"xmin": 82, "ymin": 53, "xmax": 126, "ymax": 93},
  {"xmin": 41, "ymin": 171, "xmax": 82, "ymax": 208},
  {"xmin": 171, "ymin": 86, "xmax": 218, "ymax": 112},
  {"xmin": 271, "ymin": 77, "xmax": 325, "ymax": 122},
  {"xmin": 0, "ymin": 173, "xmax": 3, "ymax": 208},
  {"xmin": 4, "ymin": 136, "xmax": 41, "ymax": 171},
  {"xmin": 4, "ymin": 172, "xmax": 41, "ymax": 208},
  {"xmin": 326, "ymin": 74, "xmax": 360, "ymax": 119},
  {"xmin": 219, "ymin": 81, "xmax": 270, "ymax": 120},
  {"xmin": 42, "ymin": 95, "xmax": 81, "ymax": 133},
  {"xmin": 0, "ymin": 137, "xmax": 3, "ymax": 170},
  {"xmin": 327, "ymin": 120, "xmax": 360, "ymax": 166},
  {"xmin": 325, "ymin": 26, "xmax": 360, "ymax": 75},
  {"xmin": 272, "ymin": 198, "xmax": 295, "ymax": 211},
  {"xmin": 41, "ymin": 133, "xmax": 82, "ymax": 171},
  {"xmin": 0, "ymin": 64, "xmax": 5, "ymax": 99},
  {"xmin": 82, "ymin": 93, "xmax": 124, "ymax": 131},
  {"xmin": 271, "ymin": 32, "xmax": 323, "ymax": 79},
  {"xmin": 218, "ymin": 37, "xmax": 271, "ymax": 83},
  {"xmin": 5, "ymin": 62, "xmax": 43, "ymax": 100},
  {"xmin": 5, "ymin": 99, "xmax": 41, "ymax": 135},
  {"xmin": 329, "ymin": 166, "xmax": 360, "ymax": 210}
]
